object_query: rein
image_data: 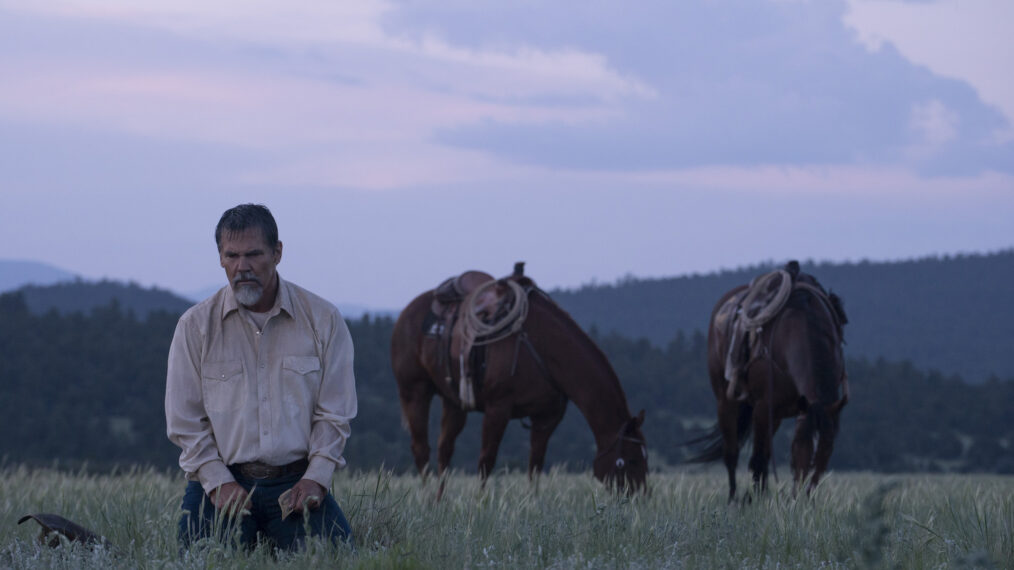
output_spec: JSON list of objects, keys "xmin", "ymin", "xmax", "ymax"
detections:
[
  {"xmin": 594, "ymin": 421, "xmax": 646, "ymax": 461},
  {"xmin": 509, "ymin": 288, "xmax": 565, "ymax": 397}
]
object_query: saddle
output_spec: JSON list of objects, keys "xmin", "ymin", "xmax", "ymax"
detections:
[
  {"xmin": 425, "ymin": 263, "xmax": 530, "ymax": 409},
  {"xmin": 719, "ymin": 261, "xmax": 800, "ymax": 400},
  {"xmin": 430, "ymin": 270, "xmax": 495, "ymax": 317}
]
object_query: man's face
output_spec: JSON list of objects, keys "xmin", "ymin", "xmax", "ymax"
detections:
[{"xmin": 219, "ymin": 227, "xmax": 282, "ymax": 311}]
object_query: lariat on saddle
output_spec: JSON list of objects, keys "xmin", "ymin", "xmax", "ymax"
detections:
[
  {"xmin": 722, "ymin": 260, "xmax": 846, "ymax": 402},
  {"xmin": 723, "ymin": 261, "xmax": 798, "ymax": 401},
  {"xmin": 425, "ymin": 263, "xmax": 533, "ymax": 410},
  {"xmin": 460, "ymin": 279, "xmax": 529, "ymax": 347},
  {"xmin": 454, "ymin": 279, "xmax": 529, "ymax": 408}
]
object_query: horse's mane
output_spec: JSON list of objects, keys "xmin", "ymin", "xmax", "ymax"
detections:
[
  {"xmin": 794, "ymin": 272, "xmax": 848, "ymax": 337},
  {"xmin": 828, "ymin": 292, "xmax": 848, "ymax": 326},
  {"xmin": 521, "ymin": 278, "xmax": 632, "ymax": 406}
]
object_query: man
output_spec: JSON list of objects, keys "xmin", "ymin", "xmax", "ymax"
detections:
[{"xmin": 166, "ymin": 203, "xmax": 356, "ymax": 550}]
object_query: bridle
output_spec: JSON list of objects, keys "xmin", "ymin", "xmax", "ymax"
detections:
[{"xmin": 594, "ymin": 421, "xmax": 647, "ymax": 469}]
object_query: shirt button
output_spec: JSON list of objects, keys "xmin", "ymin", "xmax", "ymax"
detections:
[{"xmin": 260, "ymin": 363, "xmax": 266, "ymax": 369}]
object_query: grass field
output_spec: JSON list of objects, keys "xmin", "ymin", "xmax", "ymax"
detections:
[{"xmin": 1, "ymin": 465, "xmax": 1010, "ymax": 569}]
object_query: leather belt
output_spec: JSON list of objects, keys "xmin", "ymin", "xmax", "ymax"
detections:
[{"xmin": 229, "ymin": 458, "xmax": 308, "ymax": 480}]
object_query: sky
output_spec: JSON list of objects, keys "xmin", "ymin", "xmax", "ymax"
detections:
[{"xmin": 1, "ymin": 0, "xmax": 1011, "ymax": 311}]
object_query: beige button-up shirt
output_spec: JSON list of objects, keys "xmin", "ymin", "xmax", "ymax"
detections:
[{"xmin": 165, "ymin": 277, "xmax": 357, "ymax": 493}]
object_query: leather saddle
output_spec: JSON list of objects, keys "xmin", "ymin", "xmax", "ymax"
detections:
[
  {"xmin": 424, "ymin": 263, "xmax": 527, "ymax": 408},
  {"xmin": 720, "ymin": 261, "xmax": 800, "ymax": 399}
]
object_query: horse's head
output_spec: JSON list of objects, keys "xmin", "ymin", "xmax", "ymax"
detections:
[{"xmin": 593, "ymin": 410, "xmax": 648, "ymax": 494}]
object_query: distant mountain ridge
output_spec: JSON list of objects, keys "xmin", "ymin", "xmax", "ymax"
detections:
[
  {"xmin": 179, "ymin": 284, "xmax": 395, "ymax": 319},
  {"xmin": 5, "ymin": 252, "xmax": 1012, "ymax": 382},
  {"xmin": 1, "ymin": 260, "xmax": 394, "ymax": 319},
  {"xmin": 13, "ymin": 280, "xmax": 194, "ymax": 318},
  {"xmin": 550, "ymin": 249, "xmax": 1014, "ymax": 383},
  {"xmin": 0, "ymin": 259, "xmax": 77, "ymax": 291}
]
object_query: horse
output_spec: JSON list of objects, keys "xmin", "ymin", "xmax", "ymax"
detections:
[
  {"xmin": 390, "ymin": 265, "xmax": 648, "ymax": 494},
  {"xmin": 689, "ymin": 261, "xmax": 849, "ymax": 501}
]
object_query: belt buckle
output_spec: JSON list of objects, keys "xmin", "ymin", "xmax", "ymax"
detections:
[{"xmin": 244, "ymin": 462, "xmax": 276, "ymax": 479}]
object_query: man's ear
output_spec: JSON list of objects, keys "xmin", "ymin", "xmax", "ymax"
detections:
[{"xmin": 274, "ymin": 240, "xmax": 283, "ymax": 265}]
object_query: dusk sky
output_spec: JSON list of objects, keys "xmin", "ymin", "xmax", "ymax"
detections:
[{"xmin": 1, "ymin": 0, "xmax": 1011, "ymax": 311}]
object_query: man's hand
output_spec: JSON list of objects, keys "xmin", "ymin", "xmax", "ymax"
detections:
[
  {"xmin": 286, "ymin": 478, "xmax": 326, "ymax": 514},
  {"xmin": 209, "ymin": 482, "xmax": 251, "ymax": 516}
]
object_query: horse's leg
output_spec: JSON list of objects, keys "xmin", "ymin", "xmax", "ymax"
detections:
[
  {"xmin": 527, "ymin": 407, "xmax": 566, "ymax": 482},
  {"xmin": 790, "ymin": 410, "xmax": 815, "ymax": 495},
  {"xmin": 477, "ymin": 404, "xmax": 512, "ymax": 485},
  {"xmin": 717, "ymin": 399, "xmax": 741, "ymax": 502},
  {"xmin": 436, "ymin": 399, "xmax": 468, "ymax": 475},
  {"xmin": 432, "ymin": 398, "xmax": 467, "ymax": 501},
  {"xmin": 809, "ymin": 404, "xmax": 838, "ymax": 493},
  {"xmin": 395, "ymin": 372, "xmax": 436, "ymax": 477},
  {"xmin": 748, "ymin": 402, "xmax": 781, "ymax": 495}
]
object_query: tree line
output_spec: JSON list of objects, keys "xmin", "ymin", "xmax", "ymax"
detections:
[
  {"xmin": 1, "ymin": 287, "xmax": 1011, "ymax": 476},
  {"xmin": 551, "ymin": 249, "xmax": 1014, "ymax": 383}
]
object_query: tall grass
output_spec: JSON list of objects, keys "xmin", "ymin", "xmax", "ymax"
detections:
[{"xmin": 1, "ymin": 465, "xmax": 1010, "ymax": 568}]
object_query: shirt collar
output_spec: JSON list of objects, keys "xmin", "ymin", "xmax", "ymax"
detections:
[{"xmin": 221, "ymin": 275, "xmax": 293, "ymax": 320}]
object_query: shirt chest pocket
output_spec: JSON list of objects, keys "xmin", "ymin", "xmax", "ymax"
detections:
[
  {"xmin": 201, "ymin": 360, "xmax": 245, "ymax": 413},
  {"xmin": 282, "ymin": 356, "xmax": 321, "ymax": 416}
]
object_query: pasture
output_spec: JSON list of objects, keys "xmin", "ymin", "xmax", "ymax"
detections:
[{"xmin": 1, "ymin": 466, "xmax": 1010, "ymax": 569}]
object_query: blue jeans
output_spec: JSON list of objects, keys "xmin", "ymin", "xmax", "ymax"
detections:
[{"xmin": 178, "ymin": 469, "xmax": 353, "ymax": 551}]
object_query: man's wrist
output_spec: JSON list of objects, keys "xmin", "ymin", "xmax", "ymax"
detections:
[
  {"xmin": 197, "ymin": 459, "xmax": 235, "ymax": 495},
  {"xmin": 302, "ymin": 456, "xmax": 336, "ymax": 490}
]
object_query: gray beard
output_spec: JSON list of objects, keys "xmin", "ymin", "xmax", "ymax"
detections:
[{"xmin": 234, "ymin": 284, "xmax": 263, "ymax": 307}]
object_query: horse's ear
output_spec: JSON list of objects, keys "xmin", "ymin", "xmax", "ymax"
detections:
[
  {"xmin": 631, "ymin": 409, "xmax": 645, "ymax": 429},
  {"xmin": 785, "ymin": 260, "xmax": 800, "ymax": 279}
]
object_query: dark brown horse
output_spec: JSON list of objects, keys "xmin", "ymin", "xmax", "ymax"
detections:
[
  {"xmin": 690, "ymin": 262, "xmax": 849, "ymax": 501},
  {"xmin": 390, "ymin": 267, "xmax": 648, "ymax": 493}
]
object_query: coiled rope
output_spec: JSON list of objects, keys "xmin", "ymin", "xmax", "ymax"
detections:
[
  {"xmin": 461, "ymin": 279, "xmax": 529, "ymax": 347},
  {"xmin": 739, "ymin": 269, "xmax": 792, "ymax": 329}
]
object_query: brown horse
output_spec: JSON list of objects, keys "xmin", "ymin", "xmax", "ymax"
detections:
[
  {"xmin": 390, "ymin": 267, "xmax": 648, "ymax": 493},
  {"xmin": 690, "ymin": 262, "xmax": 849, "ymax": 501}
]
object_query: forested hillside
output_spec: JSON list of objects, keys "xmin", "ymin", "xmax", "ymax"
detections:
[
  {"xmin": 550, "ymin": 249, "xmax": 1014, "ymax": 382},
  {"xmin": 17, "ymin": 279, "xmax": 194, "ymax": 317},
  {"xmin": 1, "ymin": 287, "xmax": 1011, "ymax": 476}
]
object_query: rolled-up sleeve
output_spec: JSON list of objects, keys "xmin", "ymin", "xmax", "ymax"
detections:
[
  {"xmin": 165, "ymin": 313, "xmax": 233, "ymax": 493},
  {"xmin": 303, "ymin": 310, "xmax": 358, "ymax": 488}
]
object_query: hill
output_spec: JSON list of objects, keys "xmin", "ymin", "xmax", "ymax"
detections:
[
  {"xmin": 0, "ymin": 259, "xmax": 77, "ymax": 291},
  {"xmin": 0, "ymin": 290, "xmax": 1011, "ymax": 475},
  {"xmin": 16, "ymin": 279, "xmax": 194, "ymax": 317},
  {"xmin": 6, "ymin": 250, "xmax": 1014, "ymax": 383},
  {"xmin": 550, "ymin": 249, "xmax": 1014, "ymax": 383}
]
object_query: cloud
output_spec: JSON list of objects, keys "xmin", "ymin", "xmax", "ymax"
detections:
[
  {"xmin": 844, "ymin": 0, "xmax": 1014, "ymax": 140},
  {"xmin": 411, "ymin": 0, "xmax": 1012, "ymax": 175},
  {"xmin": 0, "ymin": 0, "xmax": 393, "ymax": 45},
  {"xmin": 908, "ymin": 99, "xmax": 959, "ymax": 151},
  {"xmin": 0, "ymin": 0, "xmax": 1011, "ymax": 195},
  {"xmin": 0, "ymin": 0, "xmax": 656, "ymax": 189}
]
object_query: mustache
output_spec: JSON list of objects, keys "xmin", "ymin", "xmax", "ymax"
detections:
[{"xmin": 232, "ymin": 272, "xmax": 262, "ymax": 286}]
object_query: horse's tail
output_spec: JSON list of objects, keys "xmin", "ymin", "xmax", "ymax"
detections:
[
  {"xmin": 807, "ymin": 397, "xmax": 836, "ymax": 440},
  {"xmin": 803, "ymin": 286, "xmax": 846, "ymax": 415},
  {"xmin": 683, "ymin": 403, "xmax": 752, "ymax": 463},
  {"xmin": 816, "ymin": 370, "xmax": 849, "ymax": 437},
  {"xmin": 832, "ymin": 371, "xmax": 850, "ymax": 414}
]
